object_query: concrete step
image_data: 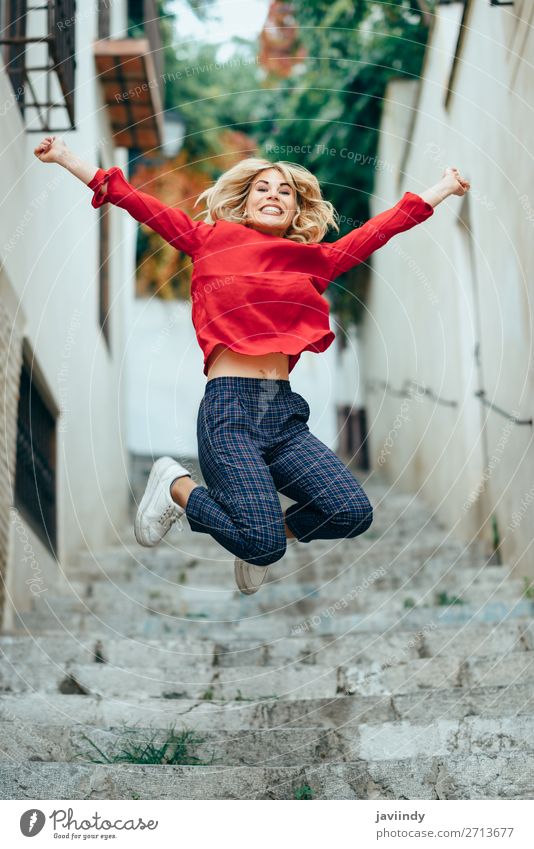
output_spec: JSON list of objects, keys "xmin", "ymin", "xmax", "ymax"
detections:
[
  {"xmin": 2, "ymin": 651, "xmax": 533, "ymax": 699},
  {"xmin": 19, "ymin": 573, "xmax": 527, "ymax": 631},
  {"xmin": 47, "ymin": 586, "xmax": 523, "ymax": 624},
  {"xmin": 2, "ymin": 618, "xmax": 531, "ymax": 668},
  {"xmin": 1, "ymin": 751, "xmax": 533, "ymax": 799},
  {"xmin": 14, "ymin": 599, "xmax": 534, "ymax": 640},
  {"xmin": 0, "ymin": 660, "xmax": 339, "ymax": 700},
  {"xmin": 60, "ymin": 566, "xmax": 521, "ymax": 605},
  {"xmin": 72, "ymin": 544, "xmax": 490, "ymax": 585},
  {"xmin": 8, "ymin": 477, "xmax": 525, "ymax": 800},
  {"xmin": 2, "ymin": 681, "xmax": 533, "ymax": 729},
  {"xmin": 1, "ymin": 715, "xmax": 532, "ymax": 766}
]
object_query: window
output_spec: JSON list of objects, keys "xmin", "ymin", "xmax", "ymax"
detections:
[
  {"xmin": 97, "ymin": 0, "xmax": 111, "ymax": 39},
  {"xmin": 337, "ymin": 405, "xmax": 370, "ymax": 471},
  {"xmin": 97, "ymin": 156, "xmax": 111, "ymax": 352},
  {"xmin": 14, "ymin": 352, "xmax": 57, "ymax": 556}
]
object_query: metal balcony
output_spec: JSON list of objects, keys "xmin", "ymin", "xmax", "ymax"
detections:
[
  {"xmin": 93, "ymin": 0, "xmax": 164, "ymax": 151},
  {"xmin": 0, "ymin": 0, "xmax": 77, "ymax": 131}
]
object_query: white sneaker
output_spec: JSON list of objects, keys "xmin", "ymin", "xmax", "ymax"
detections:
[
  {"xmin": 234, "ymin": 557, "xmax": 269, "ymax": 595},
  {"xmin": 134, "ymin": 456, "xmax": 192, "ymax": 547}
]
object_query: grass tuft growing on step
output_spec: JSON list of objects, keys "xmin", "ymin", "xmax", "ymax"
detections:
[
  {"xmin": 294, "ymin": 784, "xmax": 313, "ymax": 800},
  {"xmin": 523, "ymin": 578, "xmax": 534, "ymax": 600},
  {"xmin": 436, "ymin": 591, "xmax": 465, "ymax": 606},
  {"xmin": 73, "ymin": 724, "xmax": 215, "ymax": 766}
]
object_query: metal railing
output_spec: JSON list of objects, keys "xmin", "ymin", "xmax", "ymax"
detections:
[
  {"xmin": 474, "ymin": 390, "xmax": 532, "ymax": 426},
  {"xmin": 0, "ymin": 0, "xmax": 76, "ymax": 130},
  {"xmin": 366, "ymin": 378, "xmax": 532, "ymax": 426},
  {"xmin": 366, "ymin": 378, "xmax": 458, "ymax": 409}
]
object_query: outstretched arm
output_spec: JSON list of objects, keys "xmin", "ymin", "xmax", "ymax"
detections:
[
  {"xmin": 34, "ymin": 135, "xmax": 211, "ymax": 257},
  {"xmin": 34, "ymin": 135, "xmax": 97, "ymax": 184},
  {"xmin": 321, "ymin": 166, "xmax": 470, "ymax": 281},
  {"xmin": 419, "ymin": 167, "xmax": 470, "ymax": 207}
]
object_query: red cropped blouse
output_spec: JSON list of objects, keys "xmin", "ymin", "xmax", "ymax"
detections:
[{"xmin": 88, "ymin": 166, "xmax": 434, "ymax": 375}]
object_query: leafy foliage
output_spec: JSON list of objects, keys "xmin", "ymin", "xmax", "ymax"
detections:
[{"xmin": 253, "ymin": 0, "xmax": 434, "ymax": 328}]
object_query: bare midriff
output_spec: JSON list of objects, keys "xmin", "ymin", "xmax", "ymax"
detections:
[{"xmin": 206, "ymin": 344, "xmax": 290, "ymax": 381}]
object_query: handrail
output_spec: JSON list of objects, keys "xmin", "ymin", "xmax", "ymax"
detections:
[
  {"xmin": 474, "ymin": 390, "xmax": 532, "ymax": 426},
  {"xmin": 366, "ymin": 379, "xmax": 532, "ymax": 425},
  {"xmin": 366, "ymin": 378, "xmax": 458, "ymax": 409}
]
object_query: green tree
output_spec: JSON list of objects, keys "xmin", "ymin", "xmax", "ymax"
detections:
[{"xmin": 253, "ymin": 0, "xmax": 435, "ymax": 329}]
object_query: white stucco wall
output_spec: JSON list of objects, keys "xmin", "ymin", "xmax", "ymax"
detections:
[
  {"xmin": 360, "ymin": 1, "xmax": 534, "ymax": 576},
  {"xmin": 1, "ymin": 2, "xmax": 133, "ymax": 623}
]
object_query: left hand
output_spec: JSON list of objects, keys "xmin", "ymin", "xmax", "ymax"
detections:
[{"xmin": 442, "ymin": 167, "xmax": 471, "ymax": 197}]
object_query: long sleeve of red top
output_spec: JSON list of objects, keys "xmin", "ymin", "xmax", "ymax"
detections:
[
  {"xmin": 87, "ymin": 165, "xmax": 212, "ymax": 256},
  {"xmin": 320, "ymin": 192, "xmax": 434, "ymax": 281},
  {"xmin": 87, "ymin": 165, "xmax": 434, "ymax": 374}
]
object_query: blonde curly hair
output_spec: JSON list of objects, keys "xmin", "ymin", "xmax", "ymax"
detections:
[{"xmin": 193, "ymin": 157, "xmax": 340, "ymax": 244}]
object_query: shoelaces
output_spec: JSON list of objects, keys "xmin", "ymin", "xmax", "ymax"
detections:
[{"xmin": 158, "ymin": 503, "xmax": 184, "ymax": 531}]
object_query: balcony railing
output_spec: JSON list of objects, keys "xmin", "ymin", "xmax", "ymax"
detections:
[
  {"xmin": 93, "ymin": 0, "xmax": 164, "ymax": 150},
  {"xmin": 0, "ymin": 0, "xmax": 77, "ymax": 131}
]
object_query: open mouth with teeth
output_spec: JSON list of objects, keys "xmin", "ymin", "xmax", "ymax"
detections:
[{"xmin": 260, "ymin": 205, "xmax": 284, "ymax": 216}]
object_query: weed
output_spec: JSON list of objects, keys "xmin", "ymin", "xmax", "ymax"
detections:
[
  {"xmin": 403, "ymin": 597, "xmax": 416, "ymax": 609},
  {"xmin": 73, "ymin": 723, "xmax": 213, "ymax": 765},
  {"xmin": 294, "ymin": 783, "xmax": 313, "ymax": 800},
  {"xmin": 491, "ymin": 514, "xmax": 501, "ymax": 560},
  {"xmin": 522, "ymin": 577, "xmax": 534, "ymax": 600},
  {"xmin": 436, "ymin": 591, "xmax": 465, "ymax": 606},
  {"xmin": 202, "ymin": 687, "xmax": 214, "ymax": 700}
]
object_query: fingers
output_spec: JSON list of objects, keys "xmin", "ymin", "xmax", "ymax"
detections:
[
  {"xmin": 34, "ymin": 135, "xmax": 57, "ymax": 157},
  {"xmin": 446, "ymin": 166, "xmax": 470, "ymax": 193}
]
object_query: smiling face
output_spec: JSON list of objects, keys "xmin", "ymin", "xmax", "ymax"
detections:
[{"xmin": 243, "ymin": 167, "xmax": 297, "ymax": 236}]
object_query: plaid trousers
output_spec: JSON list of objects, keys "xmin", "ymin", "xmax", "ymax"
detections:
[{"xmin": 185, "ymin": 376, "xmax": 373, "ymax": 566}]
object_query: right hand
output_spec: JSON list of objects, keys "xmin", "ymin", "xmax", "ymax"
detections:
[
  {"xmin": 34, "ymin": 135, "xmax": 68, "ymax": 164},
  {"xmin": 442, "ymin": 166, "xmax": 470, "ymax": 197}
]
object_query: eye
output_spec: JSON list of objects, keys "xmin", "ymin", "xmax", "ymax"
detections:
[{"xmin": 255, "ymin": 187, "xmax": 291, "ymax": 195}]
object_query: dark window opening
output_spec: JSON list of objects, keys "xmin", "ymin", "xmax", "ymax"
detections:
[
  {"xmin": 337, "ymin": 405, "xmax": 370, "ymax": 471},
  {"xmin": 1, "ymin": 0, "xmax": 28, "ymax": 114},
  {"xmin": 14, "ymin": 354, "xmax": 57, "ymax": 557},
  {"xmin": 97, "ymin": 0, "xmax": 111, "ymax": 39},
  {"xmin": 98, "ymin": 155, "xmax": 111, "ymax": 352}
]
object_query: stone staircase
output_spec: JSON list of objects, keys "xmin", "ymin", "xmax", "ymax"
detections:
[{"xmin": 1, "ymin": 479, "xmax": 534, "ymax": 799}]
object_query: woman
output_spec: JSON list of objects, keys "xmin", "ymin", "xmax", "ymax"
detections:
[{"xmin": 34, "ymin": 136, "xmax": 470, "ymax": 594}]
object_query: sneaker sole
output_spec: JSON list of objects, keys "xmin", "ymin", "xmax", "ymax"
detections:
[
  {"xmin": 234, "ymin": 558, "xmax": 268, "ymax": 595},
  {"xmin": 134, "ymin": 457, "xmax": 181, "ymax": 547}
]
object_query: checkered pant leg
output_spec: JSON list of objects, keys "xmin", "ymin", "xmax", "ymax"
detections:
[
  {"xmin": 183, "ymin": 376, "xmax": 373, "ymax": 563},
  {"xmin": 267, "ymin": 427, "xmax": 373, "ymax": 543}
]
